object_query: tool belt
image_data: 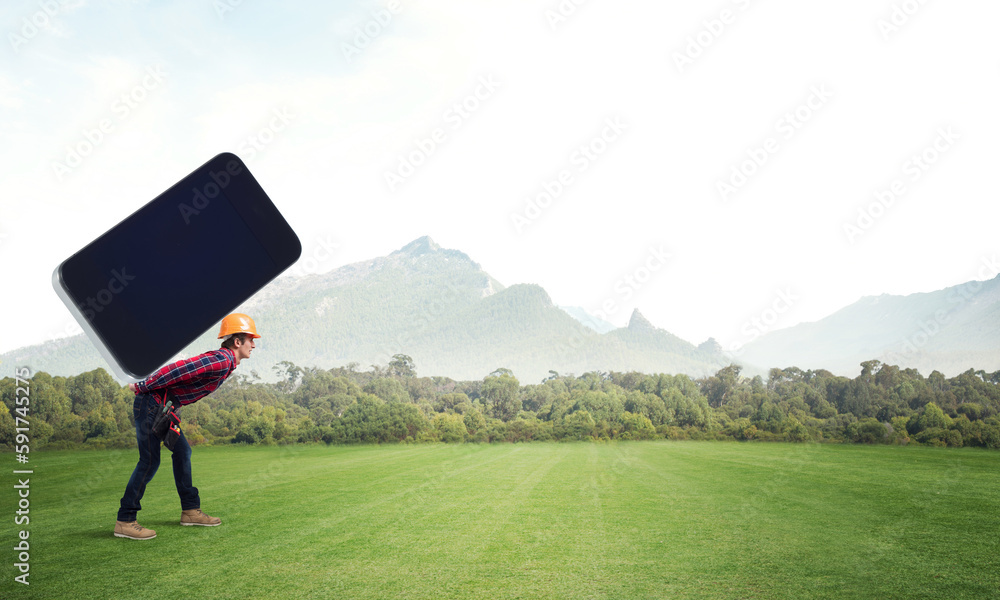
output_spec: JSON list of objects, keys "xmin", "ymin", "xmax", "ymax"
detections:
[{"xmin": 151, "ymin": 392, "xmax": 182, "ymax": 450}]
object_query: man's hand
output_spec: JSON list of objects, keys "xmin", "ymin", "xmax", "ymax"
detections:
[{"xmin": 128, "ymin": 383, "xmax": 137, "ymax": 393}]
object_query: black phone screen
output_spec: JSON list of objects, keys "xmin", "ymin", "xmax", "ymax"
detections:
[{"xmin": 55, "ymin": 153, "xmax": 300, "ymax": 379}]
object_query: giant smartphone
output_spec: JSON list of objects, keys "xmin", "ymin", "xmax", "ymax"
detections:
[{"xmin": 52, "ymin": 152, "xmax": 301, "ymax": 381}]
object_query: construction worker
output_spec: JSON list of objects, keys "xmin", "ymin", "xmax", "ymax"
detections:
[{"xmin": 114, "ymin": 313, "xmax": 260, "ymax": 540}]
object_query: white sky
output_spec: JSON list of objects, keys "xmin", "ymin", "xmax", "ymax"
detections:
[{"xmin": 1, "ymin": 0, "xmax": 999, "ymax": 358}]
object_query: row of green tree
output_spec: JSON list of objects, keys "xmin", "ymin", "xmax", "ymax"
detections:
[{"xmin": 2, "ymin": 357, "xmax": 999, "ymax": 450}]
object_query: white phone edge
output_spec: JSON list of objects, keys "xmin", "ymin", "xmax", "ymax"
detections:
[{"xmin": 50, "ymin": 264, "xmax": 144, "ymax": 384}]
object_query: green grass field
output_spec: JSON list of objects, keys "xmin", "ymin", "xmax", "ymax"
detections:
[{"xmin": 2, "ymin": 441, "xmax": 998, "ymax": 599}]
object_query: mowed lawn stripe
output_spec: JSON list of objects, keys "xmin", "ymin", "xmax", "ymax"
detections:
[
  {"xmin": 194, "ymin": 444, "xmax": 536, "ymax": 598},
  {"xmin": 3, "ymin": 442, "xmax": 998, "ymax": 600},
  {"xmin": 226, "ymin": 444, "xmax": 570, "ymax": 598},
  {"xmin": 603, "ymin": 442, "xmax": 777, "ymax": 599},
  {"xmin": 621, "ymin": 442, "xmax": 1000, "ymax": 600}
]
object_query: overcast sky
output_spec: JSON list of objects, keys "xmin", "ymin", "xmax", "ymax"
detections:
[{"xmin": 2, "ymin": 0, "xmax": 999, "ymax": 361}]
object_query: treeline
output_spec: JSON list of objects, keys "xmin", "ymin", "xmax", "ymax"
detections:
[{"xmin": 2, "ymin": 357, "xmax": 1000, "ymax": 450}]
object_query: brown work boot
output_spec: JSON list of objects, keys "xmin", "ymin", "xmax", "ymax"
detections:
[
  {"xmin": 114, "ymin": 520, "xmax": 156, "ymax": 540},
  {"xmin": 180, "ymin": 508, "xmax": 221, "ymax": 526}
]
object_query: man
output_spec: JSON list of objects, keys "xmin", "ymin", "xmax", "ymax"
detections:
[{"xmin": 114, "ymin": 313, "xmax": 260, "ymax": 540}]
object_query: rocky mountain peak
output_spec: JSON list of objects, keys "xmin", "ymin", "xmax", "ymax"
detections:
[
  {"xmin": 627, "ymin": 308, "xmax": 656, "ymax": 332},
  {"xmin": 698, "ymin": 337, "xmax": 723, "ymax": 355},
  {"xmin": 395, "ymin": 236, "xmax": 441, "ymax": 257}
]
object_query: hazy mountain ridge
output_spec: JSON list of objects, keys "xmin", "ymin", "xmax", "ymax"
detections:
[
  {"xmin": 559, "ymin": 306, "xmax": 617, "ymax": 333},
  {"xmin": 738, "ymin": 275, "xmax": 1000, "ymax": 377},
  {"xmin": 7, "ymin": 238, "xmax": 996, "ymax": 381},
  {"xmin": 3, "ymin": 237, "xmax": 725, "ymax": 382}
]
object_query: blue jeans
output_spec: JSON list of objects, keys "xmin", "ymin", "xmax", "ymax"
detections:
[{"xmin": 117, "ymin": 392, "xmax": 200, "ymax": 522}]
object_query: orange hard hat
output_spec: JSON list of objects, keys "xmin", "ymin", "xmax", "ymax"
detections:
[{"xmin": 217, "ymin": 313, "xmax": 261, "ymax": 339}]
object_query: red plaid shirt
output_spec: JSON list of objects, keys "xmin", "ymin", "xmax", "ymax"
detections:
[{"xmin": 134, "ymin": 348, "xmax": 237, "ymax": 406}]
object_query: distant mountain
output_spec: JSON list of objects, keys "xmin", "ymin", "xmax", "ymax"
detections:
[
  {"xmin": 3, "ymin": 237, "xmax": 729, "ymax": 383},
  {"xmin": 736, "ymin": 275, "xmax": 1000, "ymax": 377},
  {"xmin": 558, "ymin": 306, "xmax": 617, "ymax": 333}
]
